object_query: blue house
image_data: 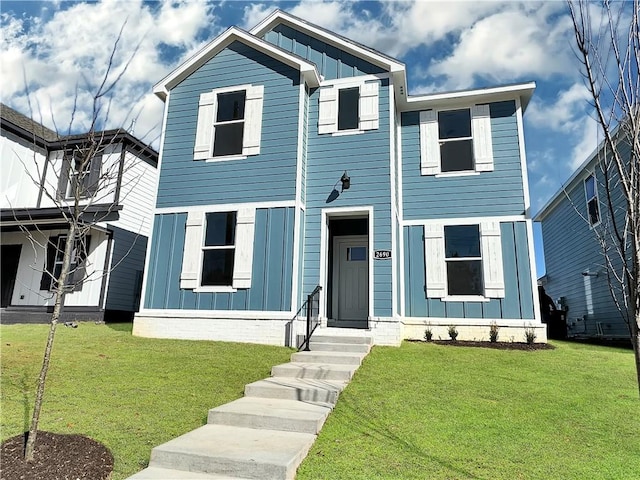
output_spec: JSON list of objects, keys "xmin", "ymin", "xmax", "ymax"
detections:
[
  {"xmin": 535, "ymin": 131, "xmax": 632, "ymax": 340},
  {"xmin": 134, "ymin": 10, "xmax": 545, "ymax": 346}
]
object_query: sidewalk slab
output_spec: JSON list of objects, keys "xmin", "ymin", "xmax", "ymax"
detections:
[{"xmin": 244, "ymin": 377, "xmax": 346, "ymax": 405}]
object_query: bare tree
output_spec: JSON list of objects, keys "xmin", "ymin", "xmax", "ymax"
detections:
[
  {"xmin": 8, "ymin": 26, "xmax": 154, "ymax": 461},
  {"xmin": 568, "ymin": 0, "xmax": 640, "ymax": 395}
]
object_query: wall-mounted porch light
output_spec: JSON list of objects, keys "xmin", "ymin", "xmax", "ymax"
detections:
[{"xmin": 340, "ymin": 171, "xmax": 350, "ymax": 191}]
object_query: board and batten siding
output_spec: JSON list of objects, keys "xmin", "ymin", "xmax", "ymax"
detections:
[
  {"xmin": 541, "ymin": 163, "xmax": 628, "ymax": 337},
  {"xmin": 111, "ymin": 150, "xmax": 157, "ymax": 237},
  {"xmin": 403, "ymin": 222, "xmax": 535, "ymax": 320},
  {"xmin": 105, "ymin": 226, "xmax": 147, "ymax": 312},
  {"xmin": 144, "ymin": 207, "xmax": 295, "ymax": 311},
  {"xmin": 0, "ymin": 131, "xmax": 46, "ymax": 209},
  {"xmin": 302, "ymin": 79, "xmax": 393, "ymax": 316},
  {"xmin": 401, "ymin": 101, "xmax": 525, "ymax": 220},
  {"xmin": 262, "ymin": 24, "xmax": 386, "ymax": 80},
  {"xmin": 156, "ymin": 41, "xmax": 301, "ymax": 208}
]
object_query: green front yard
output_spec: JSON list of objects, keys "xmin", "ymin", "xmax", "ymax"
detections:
[{"xmin": 1, "ymin": 324, "xmax": 638, "ymax": 479}]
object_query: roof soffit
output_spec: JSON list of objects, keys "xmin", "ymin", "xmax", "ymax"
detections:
[{"xmin": 153, "ymin": 27, "xmax": 321, "ymax": 100}]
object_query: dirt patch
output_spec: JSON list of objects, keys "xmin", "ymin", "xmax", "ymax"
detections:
[
  {"xmin": 409, "ymin": 339, "xmax": 555, "ymax": 351},
  {"xmin": 1, "ymin": 431, "xmax": 113, "ymax": 480}
]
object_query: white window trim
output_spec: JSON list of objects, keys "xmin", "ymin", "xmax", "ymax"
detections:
[
  {"xmin": 194, "ymin": 84, "xmax": 264, "ymax": 162},
  {"xmin": 584, "ymin": 173, "xmax": 601, "ymax": 228},
  {"xmin": 180, "ymin": 208, "xmax": 256, "ymax": 291},
  {"xmin": 318, "ymin": 80, "xmax": 379, "ymax": 136},
  {"xmin": 424, "ymin": 220, "xmax": 505, "ymax": 301},
  {"xmin": 420, "ymin": 104, "xmax": 494, "ymax": 176}
]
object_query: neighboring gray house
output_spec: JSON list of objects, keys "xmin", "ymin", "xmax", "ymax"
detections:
[
  {"xmin": 0, "ymin": 104, "xmax": 158, "ymax": 323},
  {"xmin": 134, "ymin": 10, "xmax": 546, "ymax": 346},
  {"xmin": 534, "ymin": 132, "xmax": 632, "ymax": 339}
]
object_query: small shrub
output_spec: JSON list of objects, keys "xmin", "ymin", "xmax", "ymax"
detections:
[
  {"xmin": 524, "ymin": 325, "xmax": 537, "ymax": 345},
  {"xmin": 448, "ymin": 325, "xmax": 458, "ymax": 342},
  {"xmin": 489, "ymin": 321, "xmax": 499, "ymax": 343},
  {"xmin": 424, "ymin": 325, "xmax": 433, "ymax": 342}
]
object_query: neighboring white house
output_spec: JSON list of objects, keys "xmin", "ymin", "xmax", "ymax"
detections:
[{"xmin": 0, "ymin": 103, "xmax": 159, "ymax": 323}]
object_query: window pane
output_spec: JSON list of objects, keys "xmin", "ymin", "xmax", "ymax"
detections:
[
  {"xmin": 201, "ymin": 249, "xmax": 235, "ymax": 286},
  {"xmin": 441, "ymin": 139, "xmax": 474, "ymax": 172},
  {"xmin": 445, "ymin": 225, "xmax": 480, "ymax": 258},
  {"xmin": 213, "ymin": 123, "xmax": 244, "ymax": 156},
  {"xmin": 588, "ymin": 199, "xmax": 600, "ymax": 225},
  {"xmin": 205, "ymin": 212, "xmax": 236, "ymax": 246},
  {"xmin": 447, "ymin": 260, "xmax": 483, "ymax": 295},
  {"xmin": 338, "ymin": 87, "xmax": 359, "ymax": 131},
  {"xmin": 438, "ymin": 109, "xmax": 471, "ymax": 139},
  {"xmin": 217, "ymin": 91, "xmax": 246, "ymax": 122},
  {"xmin": 347, "ymin": 246, "xmax": 367, "ymax": 261},
  {"xmin": 585, "ymin": 175, "xmax": 596, "ymax": 199}
]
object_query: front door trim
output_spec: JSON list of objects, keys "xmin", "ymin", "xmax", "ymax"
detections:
[{"xmin": 319, "ymin": 206, "xmax": 374, "ymax": 322}]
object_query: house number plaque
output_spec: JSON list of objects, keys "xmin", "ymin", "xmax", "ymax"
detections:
[{"xmin": 374, "ymin": 250, "xmax": 392, "ymax": 259}]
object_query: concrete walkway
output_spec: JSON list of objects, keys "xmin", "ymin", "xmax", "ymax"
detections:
[{"xmin": 127, "ymin": 328, "xmax": 372, "ymax": 480}]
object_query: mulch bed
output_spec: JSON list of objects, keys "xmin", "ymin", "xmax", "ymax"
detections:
[
  {"xmin": 0, "ymin": 431, "xmax": 113, "ymax": 480},
  {"xmin": 409, "ymin": 339, "xmax": 555, "ymax": 350}
]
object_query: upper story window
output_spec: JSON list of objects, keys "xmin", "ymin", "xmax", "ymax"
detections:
[
  {"xmin": 444, "ymin": 225, "xmax": 483, "ymax": 296},
  {"xmin": 180, "ymin": 208, "xmax": 256, "ymax": 292},
  {"xmin": 58, "ymin": 151, "xmax": 100, "ymax": 200},
  {"xmin": 584, "ymin": 173, "xmax": 600, "ymax": 226},
  {"xmin": 318, "ymin": 81, "xmax": 379, "ymax": 135},
  {"xmin": 420, "ymin": 105, "xmax": 494, "ymax": 175},
  {"xmin": 194, "ymin": 84, "xmax": 264, "ymax": 161}
]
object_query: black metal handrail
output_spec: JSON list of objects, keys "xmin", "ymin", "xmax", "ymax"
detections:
[{"xmin": 297, "ymin": 285, "xmax": 322, "ymax": 351}]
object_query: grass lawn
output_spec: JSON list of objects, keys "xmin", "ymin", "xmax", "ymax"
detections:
[
  {"xmin": 0, "ymin": 323, "xmax": 293, "ymax": 479},
  {"xmin": 298, "ymin": 340, "xmax": 640, "ymax": 480}
]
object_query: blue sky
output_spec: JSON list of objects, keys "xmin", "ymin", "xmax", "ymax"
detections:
[{"xmin": 0, "ymin": 0, "xmax": 606, "ymax": 276}]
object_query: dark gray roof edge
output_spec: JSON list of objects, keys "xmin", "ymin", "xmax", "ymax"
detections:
[{"xmin": 1, "ymin": 103, "xmax": 158, "ymax": 165}]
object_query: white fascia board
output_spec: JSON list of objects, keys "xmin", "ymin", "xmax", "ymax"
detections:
[
  {"xmin": 153, "ymin": 27, "xmax": 320, "ymax": 100},
  {"xmin": 401, "ymin": 82, "xmax": 536, "ymax": 113},
  {"xmin": 250, "ymin": 10, "xmax": 406, "ymax": 74}
]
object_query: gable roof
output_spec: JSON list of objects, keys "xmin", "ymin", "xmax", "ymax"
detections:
[
  {"xmin": 153, "ymin": 27, "xmax": 321, "ymax": 100},
  {"xmin": 1, "ymin": 103, "xmax": 59, "ymax": 144},
  {"xmin": 250, "ymin": 9, "xmax": 405, "ymax": 74}
]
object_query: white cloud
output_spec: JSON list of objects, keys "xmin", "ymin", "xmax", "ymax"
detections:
[
  {"xmin": 570, "ymin": 116, "xmax": 600, "ymax": 169},
  {"xmin": 0, "ymin": 0, "xmax": 219, "ymax": 146},
  {"xmin": 527, "ymin": 83, "xmax": 591, "ymax": 132},
  {"xmin": 429, "ymin": 5, "xmax": 575, "ymax": 89}
]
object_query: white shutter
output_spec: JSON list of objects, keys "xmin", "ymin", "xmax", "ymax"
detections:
[
  {"xmin": 424, "ymin": 223, "xmax": 446, "ymax": 298},
  {"xmin": 359, "ymin": 81, "xmax": 379, "ymax": 131},
  {"xmin": 232, "ymin": 207, "xmax": 256, "ymax": 289},
  {"xmin": 481, "ymin": 221, "xmax": 505, "ymax": 298},
  {"xmin": 180, "ymin": 211, "xmax": 204, "ymax": 289},
  {"xmin": 420, "ymin": 110, "xmax": 441, "ymax": 175},
  {"xmin": 242, "ymin": 85, "xmax": 264, "ymax": 156},
  {"xmin": 472, "ymin": 104, "xmax": 494, "ymax": 172},
  {"xmin": 318, "ymin": 87, "xmax": 338, "ymax": 134},
  {"xmin": 194, "ymin": 92, "xmax": 216, "ymax": 160}
]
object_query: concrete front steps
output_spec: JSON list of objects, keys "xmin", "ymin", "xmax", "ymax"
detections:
[{"xmin": 127, "ymin": 328, "xmax": 372, "ymax": 480}]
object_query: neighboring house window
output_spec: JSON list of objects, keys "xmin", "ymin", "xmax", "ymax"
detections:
[
  {"xmin": 39, "ymin": 234, "xmax": 92, "ymax": 292},
  {"xmin": 58, "ymin": 152, "xmax": 101, "ymax": 200},
  {"xmin": 424, "ymin": 221, "xmax": 504, "ymax": 300},
  {"xmin": 180, "ymin": 208, "xmax": 256, "ymax": 290},
  {"xmin": 420, "ymin": 105, "xmax": 494, "ymax": 175},
  {"xmin": 318, "ymin": 81, "xmax": 379, "ymax": 134},
  {"xmin": 584, "ymin": 174, "xmax": 600, "ymax": 226},
  {"xmin": 194, "ymin": 84, "xmax": 264, "ymax": 160}
]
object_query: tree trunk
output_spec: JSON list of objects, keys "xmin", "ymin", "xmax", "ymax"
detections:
[{"xmin": 24, "ymin": 223, "xmax": 76, "ymax": 462}]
